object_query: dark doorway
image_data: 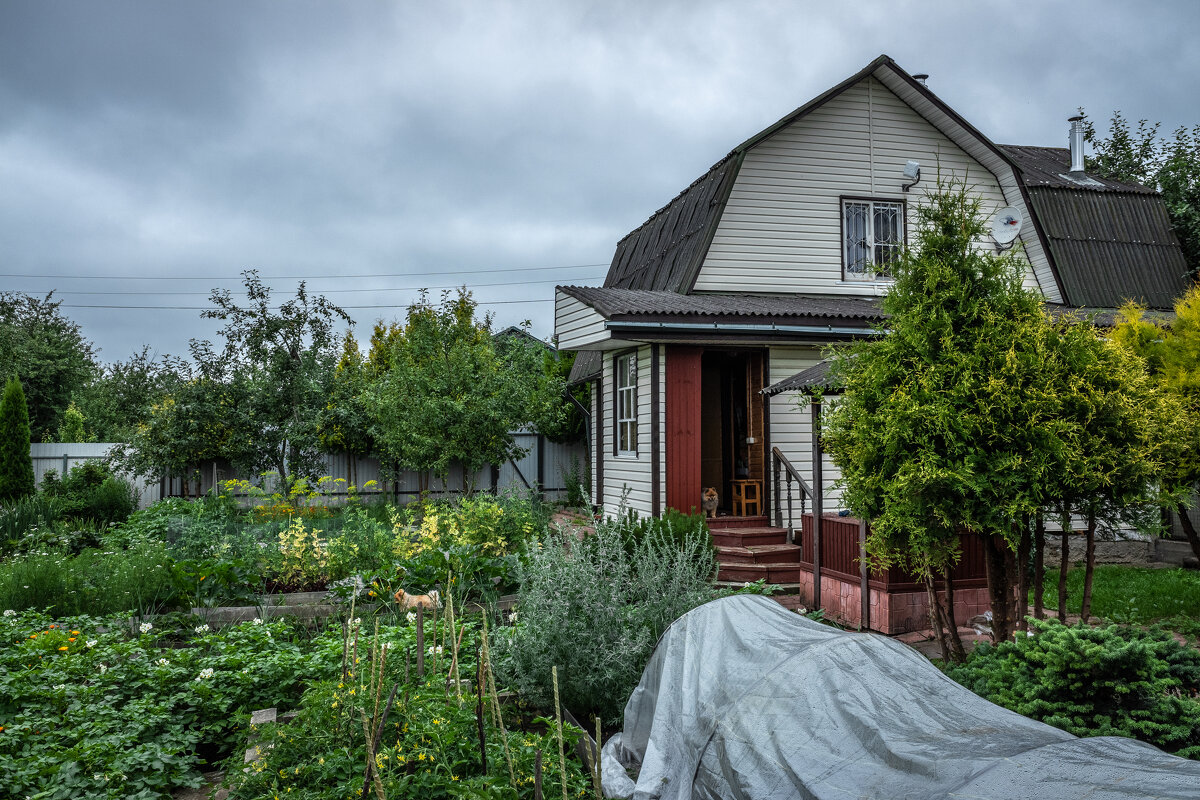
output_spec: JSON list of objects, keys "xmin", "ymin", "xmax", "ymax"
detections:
[{"xmin": 700, "ymin": 350, "xmax": 765, "ymax": 516}]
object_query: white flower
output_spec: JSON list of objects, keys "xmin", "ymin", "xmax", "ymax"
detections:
[
  {"xmin": 156, "ymin": 658, "xmax": 169, "ymax": 667},
  {"xmin": 138, "ymin": 622, "xmax": 153, "ymax": 634},
  {"xmin": 93, "ymin": 773, "xmax": 103, "ymax": 782},
  {"xmin": 352, "ymin": 617, "xmax": 362, "ymax": 627},
  {"xmin": 194, "ymin": 624, "xmax": 211, "ymax": 634},
  {"xmin": 509, "ymin": 611, "xmax": 518, "ymax": 622},
  {"xmin": 86, "ymin": 639, "xmax": 98, "ymax": 648},
  {"xmin": 406, "ymin": 612, "xmax": 416, "ymax": 624},
  {"xmin": 252, "ymin": 618, "xmax": 264, "ymax": 626},
  {"xmin": 2, "ymin": 609, "xmax": 15, "ymax": 617},
  {"xmin": 53, "ymin": 683, "xmax": 66, "ymax": 691},
  {"xmin": 98, "ymin": 664, "xmax": 107, "ymax": 674},
  {"xmin": 195, "ymin": 668, "xmax": 214, "ymax": 681},
  {"xmin": 426, "ymin": 645, "xmax": 444, "ymax": 655}
]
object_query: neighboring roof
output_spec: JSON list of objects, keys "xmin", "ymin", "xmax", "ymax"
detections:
[
  {"xmin": 493, "ymin": 325, "xmax": 555, "ymax": 351},
  {"xmin": 557, "ymin": 286, "xmax": 883, "ymax": 325},
  {"xmin": 1001, "ymin": 145, "xmax": 1189, "ymax": 310},
  {"xmin": 764, "ymin": 360, "xmax": 837, "ymax": 396}
]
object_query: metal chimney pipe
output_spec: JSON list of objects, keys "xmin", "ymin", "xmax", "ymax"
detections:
[
  {"xmin": 1068, "ymin": 115, "xmax": 1086, "ymax": 172},
  {"xmin": 913, "ymin": 73, "xmax": 929, "ymax": 86}
]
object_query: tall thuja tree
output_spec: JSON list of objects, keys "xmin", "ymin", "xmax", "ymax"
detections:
[
  {"xmin": 201, "ymin": 271, "xmax": 350, "ymax": 493},
  {"xmin": 370, "ymin": 289, "xmax": 540, "ymax": 493},
  {"xmin": 318, "ymin": 330, "xmax": 374, "ymax": 488},
  {"xmin": 0, "ymin": 374, "xmax": 36, "ymax": 502},
  {"xmin": 1112, "ymin": 286, "xmax": 1200, "ymax": 562},
  {"xmin": 824, "ymin": 180, "xmax": 1061, "ymax": 654}
]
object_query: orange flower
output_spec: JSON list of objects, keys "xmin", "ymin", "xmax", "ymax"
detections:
[
  {"xmin": 49, "ymin": 625, "xmax": 56, "ymax": 629},
  {"xmin": 68, "ymin": 637, "xmax": 76, "ymax": 642},
  {"xmin": 70, "ymin": 630, "xmax": 79, "ymax": 635},
  {"xmin": 57, "ymin": 646, "xmax": 68, "ymax": 651}
]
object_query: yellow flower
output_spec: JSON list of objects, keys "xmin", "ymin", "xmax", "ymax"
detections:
[
  {"xmin": 57, "ymin": 646, "xmax": 68, "ymax": 651},
  {"xmin": 417, "ymin": 753, "xmax": 425, "ymax": 761}
]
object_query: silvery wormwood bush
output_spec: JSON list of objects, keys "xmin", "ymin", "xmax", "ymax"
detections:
[{"xmin": 496, "ymin": 514, "xmax": 717, "ymax": 726}]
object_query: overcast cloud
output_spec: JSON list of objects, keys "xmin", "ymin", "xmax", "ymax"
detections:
[{"xmin": 2, "ymin": 0, "xmax": 1198, "ymax": 362}]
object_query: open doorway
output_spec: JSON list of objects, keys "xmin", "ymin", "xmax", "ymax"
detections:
[{"xmin": 699, "ymin": 350, "xmax": 766, "ymax": 517}]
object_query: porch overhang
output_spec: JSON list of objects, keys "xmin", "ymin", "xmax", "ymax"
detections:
[{"xmin": 555, "ymin": 286, "xmax": 883, "ymax": 355}]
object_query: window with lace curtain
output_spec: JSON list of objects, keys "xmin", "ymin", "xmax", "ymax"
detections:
[{"xmin": 842, "ymin": 198, "xmax": 904, "ymax": 281}]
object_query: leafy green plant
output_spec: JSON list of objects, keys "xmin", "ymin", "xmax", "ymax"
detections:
[
  {"xmin": 497, "ymin": 512, "xmax": 718, "ymax": 725},
  {"xmin": 944, "ymin": 619, "xmax": 1200, "ymax": 758},
  {"xmin": 0, "ymin": 373, "xmax": 36, "ymax": 503},
  {"xmin": 0, "ymin": 610, "xmax": 324, "ymax": 799},
  {"xmin": 0, "ymin": 492, "xmax": 62, "ymax": 555},
  {"xmin": 40, "ymin": 461, "xmax": 137, "ymax": 529}
]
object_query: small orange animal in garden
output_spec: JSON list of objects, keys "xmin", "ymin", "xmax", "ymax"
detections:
[
  {"xmin": 394, "ymin": 588, "xmax": 441, "ymax": 609},
  {"xmin": 701, "ymin": 487, "xmax": 719, "ymax": 519}
]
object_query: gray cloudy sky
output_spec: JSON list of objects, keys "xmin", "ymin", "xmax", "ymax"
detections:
[{"xmin": 2, "ymin": 0, "xmax": 1198, "ymax": 363}]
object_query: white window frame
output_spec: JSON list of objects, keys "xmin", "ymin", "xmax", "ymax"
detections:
[
  {"xmin": 615, "ymin": 352, "xmax": 638, "ymax": 456},
  {"xmin": 842, "ymin": 198, "xmax": 904, "ymax": 282}
]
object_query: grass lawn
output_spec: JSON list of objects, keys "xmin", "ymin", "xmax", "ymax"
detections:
[{"xmin": 1036, "ymin": 565, "xmax": 1200, "ymax": 638}]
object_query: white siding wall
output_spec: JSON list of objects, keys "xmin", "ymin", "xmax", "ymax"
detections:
[
  {"xmin": 695, "ymin": 77, "xmax": 1041, "ymax": 296},
  {"xmin": 767, "ymin": 347, "xmax": 844, "ymax": 511},
  {"xmin": 598, "ymin": 344, "xmax": 660, "ymax": 517},
  {"xmin": 555, "ymin": 292, "xmax": 609, "ymax": 350}
]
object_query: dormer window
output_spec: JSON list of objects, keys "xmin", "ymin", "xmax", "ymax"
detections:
[{"xmin": 843, "ymin": 198, "xmax": 904, "ymax": 281}]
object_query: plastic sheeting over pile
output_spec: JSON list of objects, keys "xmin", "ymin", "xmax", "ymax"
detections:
[{"xmin": 601, "ymin": 595, "xmax": 1200, "ymax": 800}]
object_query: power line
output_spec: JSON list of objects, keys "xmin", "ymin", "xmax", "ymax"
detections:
[
  {"xmin": 0, "ymin": 262, "xmax": 608, "ymax": 281},
  {"xmin": 59, "ymin": 297, "xmax": 557, "ymax": 310},
  {"xmin": 39, "ymin": 275, "xmax": 604, "ymax": 297}
]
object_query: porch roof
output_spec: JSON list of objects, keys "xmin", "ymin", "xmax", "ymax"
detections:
[
  {"xmin": 764, "ymin": 359, "xmax": 839, "ymax": 396},
  {"xmin": 557, "ymin": 286, "xmax": 884, "ymax": 323}
]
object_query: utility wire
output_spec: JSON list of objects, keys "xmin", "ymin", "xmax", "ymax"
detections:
[
  {"xmin": 39, "ymin": 275, "xmax": 604, "ymax": 297},
  {"xmin": 59, "ymin": 298, "xmax": 557, "ymax": 310},
  {"xmin": 0, "ymin": 262, "xmax": 608, "ymax": 281}
]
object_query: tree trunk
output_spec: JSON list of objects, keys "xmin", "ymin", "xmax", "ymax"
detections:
[
  {"xmin": 1177, "ymin": 506, "xmax": 1200, "ymax": 563},
  {"xmin": 1080, "ymin": 510, "xmax": 1098, "ymax": 624},
  {"xmin": 1033, "ymin": 512, "xmax": 1046, "ymax": 620},
  {"xmin": 1016, "ymin": 516, "xmax": 1031, "ymax": 632},
  {"xmin": 1057, "ymin": 526, "xmax": 1070, "ymax": 623},
  {"xmin": 922, "ymin": 573, "xmax": 951, "ymax": 661},
  {"xmin": 983, "ymin": 533, "xmax": 1015, "ymax": 643},
  {"xmin": 942, "ymin": 567, "xmax": 966, "ymax": 662}
]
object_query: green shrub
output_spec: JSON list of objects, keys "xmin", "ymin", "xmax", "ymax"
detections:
[
  {"xmin": 0, "ymin": 374, "xmax": 35, "ymax": 504},
  {"xmin": 0, "ymin": 493, "xmax": 62, "ymax": 555},
  {"xmin": 497, "ymin": 512, "xmax": 717, "ymax": 726},
  {"xmin": 40, "ymin": 461, "xmax": 137, "ymax": 528},
  {"xmin": 944, "ymin": 619, "xmax": 1200, "ymax": 758}
]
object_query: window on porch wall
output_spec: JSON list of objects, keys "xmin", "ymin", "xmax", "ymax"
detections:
[{"xmin": 616, "ymin": 352, "xmax": 638, "ymax": 455}]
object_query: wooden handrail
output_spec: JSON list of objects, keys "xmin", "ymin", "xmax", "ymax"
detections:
[{"xmin": 771, "ymin": 447, "xmax": 813, "ymax": 500}]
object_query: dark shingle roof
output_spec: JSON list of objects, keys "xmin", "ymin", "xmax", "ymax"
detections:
[
  {"xmin": 602, "ymin": 157, "xmax": 741, "ymax": 292},
  {"xmin": 999, "ymin": 145, "xmax": 1158, "ymax": 194},
  {"xmin": 764, "ymin": 360, "xmax": 838, "ymax": 396},
  {"xmin": 1000, "ymin": 145, "xmax": 1189, "ymax": 310},
  {"xmin": 568, "ymin": 350, "xmax": 601, "ymax": 385}
]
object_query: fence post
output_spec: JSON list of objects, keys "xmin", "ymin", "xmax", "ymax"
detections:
[
  {"xmin": 811, "ymin": 399, "xmax": 822, "ymax": 613},
  {"xmin": 62, "ymin": 453, "xmax": 69, "ymax": 476},
  {"xmin": 859, "ymin": 518, "xmax": 870, "ymax": 631},
  {"xmin": 772, "ymin": 455, "xmax": 781, "ymax": 531}
]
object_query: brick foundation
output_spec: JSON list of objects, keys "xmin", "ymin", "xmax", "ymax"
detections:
[{"xmin": 793, "ymin": 569, "xmax": 990, "ymax": 634}]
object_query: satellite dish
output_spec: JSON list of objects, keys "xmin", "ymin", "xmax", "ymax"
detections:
[{"xmin": 990, "ymin": 206, "xmax": 1023, "ymax": 245}]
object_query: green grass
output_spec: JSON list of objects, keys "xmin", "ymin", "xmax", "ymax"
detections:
[{"xmin": 1036, "ymin": 565, "xmax": 1200, "ymax": 637}]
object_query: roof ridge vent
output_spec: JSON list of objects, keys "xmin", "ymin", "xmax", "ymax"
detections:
[{"xmin": 1068, "ymin": 114, "xmax": 1086, "ymax": 173}]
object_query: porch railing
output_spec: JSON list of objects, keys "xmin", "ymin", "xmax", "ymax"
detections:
[{"xmin": 771, "ymin": 446, "xmax": 812, "ymax": 543}]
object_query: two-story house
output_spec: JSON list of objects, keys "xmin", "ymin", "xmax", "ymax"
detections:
[{"xmin": 554, "ymin": 54, "xmax": 1189, "ymax": 523}]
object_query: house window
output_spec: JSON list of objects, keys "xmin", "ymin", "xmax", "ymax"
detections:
[
  {"xmin": 615, "ymin": 352, "xmax": 638, "ymax": 455},
  {"xmin": 843, "ymin": 199, "xmax": 904, "ymax": 281}
]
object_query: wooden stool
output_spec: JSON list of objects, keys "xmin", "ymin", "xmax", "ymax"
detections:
[{"xmin": 731, "ymin": 480, "xmax": 761, "ymax": 517}]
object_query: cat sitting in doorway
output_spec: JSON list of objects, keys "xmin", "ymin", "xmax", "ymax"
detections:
[{"xmin": 701, "ymin": 487, "xmax": 719, "ymax": 519}]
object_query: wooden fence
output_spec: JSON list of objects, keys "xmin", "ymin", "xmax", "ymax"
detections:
[{"xmin": 31, "ymin": 434, "xmax": 587, "ymax": 509}]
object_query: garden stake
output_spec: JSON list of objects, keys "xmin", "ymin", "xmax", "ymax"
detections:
[
  {"xmin": 416, "ymin": 606, "xmax": 425, "ymax": 678},
  {"xmin": 534, "ymin": 748, "xmax": 543, "ymax": 800},
  {"xmin": 481, "ymin": 617, "xmax": 517, "ymax": 790},
  {"xmin": 552, "ymin": 666, "xmax": 568, "ymax": 800},
  {"xmin": 593, "ymin": 716, "xmax": 603, "ymax": 800},
  {"xmin": 451, "ymin": 622, "xmax": 468, "ymax": 704},
  {"xmin": 360, "ymin": 682, "xmax": 400, "ymax": 800},
  {"xmin": 475, "ymin": 642, "xmax": 488, "ymax": 774}
]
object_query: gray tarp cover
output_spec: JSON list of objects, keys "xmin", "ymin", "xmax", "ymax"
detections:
[{"xmin": 600, "ymin": 595, "xmax": 1200, "ymax": 800}]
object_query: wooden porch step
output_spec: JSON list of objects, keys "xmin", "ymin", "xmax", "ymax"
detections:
[
  {"xmin": 708, "ymin": 515, "xmax": 771, "ymax": 530},
  {"xmin": 716, "ymin": 562, "xmax": 805, "ymax": 583},
  {"xmin": 715, "ymin": 543, "xmax": 802, "ymax": 565},
  {"xmin": 711, "ymin": 527, "xmax": 788, "ymax": 548}
]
